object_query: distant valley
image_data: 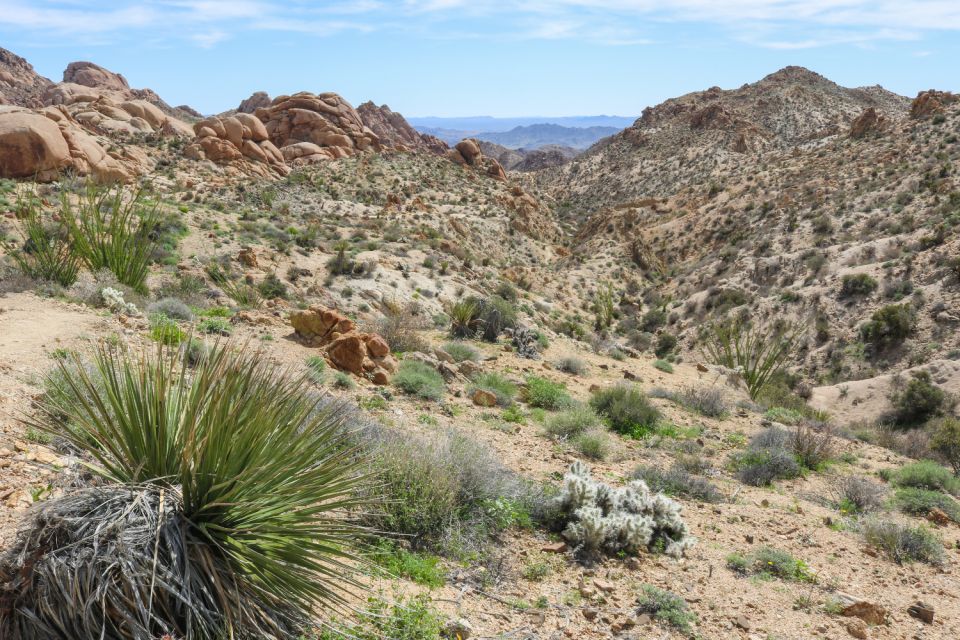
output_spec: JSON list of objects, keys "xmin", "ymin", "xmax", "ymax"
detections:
[{"xmin": 408, "ymin": 115, "xmax": 634, "ymax": 149}]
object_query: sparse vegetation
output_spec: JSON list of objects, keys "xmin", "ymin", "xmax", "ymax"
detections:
[
  {"xmin": 393, "ymin": 360, "xmax": 445, "ymax": 400},
  {"xmin": 590, "ymin": 384, "xmax": 661, "ymax": 438},
  {"xmin": 701, "ymin": 317, "xmax": 801, "ymax": 400}
]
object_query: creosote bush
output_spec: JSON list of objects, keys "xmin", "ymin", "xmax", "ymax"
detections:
[
  {"xmin": 860, "ymin": 304, "xmax": 915, "ymax": 352},
  {"xmin": 542, "ymin": 461, "xmax": 695, "ymax": 562},
  {"xmin": 590, "ymin": 384, "xmax": 661, "ymax": 438},
  {"xmin": 393, "ymin": 360, "xmax": 445, "ymax": 400},
  {"xmin": 891, "ymin": 460, "xmax": 960, "ymax": 495},
  {"xmin": 1, "ymin": 343, "xmax": 369, "ymax": 639},
  {"xmin": 860, "ymin": 518, "xmax": 944, "ymax": 565},
  {"xmin": 888, "ymin": 370, "xmax": 950, "ymax": 427},
  {"xmin": 525, "ymin": 376, "xmax": 572, "ymax": 410}
]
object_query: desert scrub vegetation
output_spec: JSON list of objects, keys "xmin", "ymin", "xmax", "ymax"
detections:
[
  {"xmin": 368, "ymin": 541, "xmax": 446, "ymax": 588},
  {"xmin": 636, "ymin": 585, "xmax": 697, "ymax": 636},
  {"xmin": 371, "ymin": 301, "xmax": 427, "ymax": 354},
  {"xmin": 830, "ymin": 476, "xmax": 887, "ymax": 514},
  {"xmin": 860, "ymin": 303, "xmax": 915, "ymax": 352},
  {"xmin": 442, "ymin": 341, "xmax": 479, "ymax": 363},
  {"xmin": 447, "ymin": 295, "xmax": 517, "ymax": 342},
  {"xmin": 358, "ymin": 427, "xmax": 536, "ymax": 555},
  {"xmin": 894, "ymin": 487, "xmax": 960, "ymax": 522},
  {"xmin": 701, "ymin": 316, "xmax": 801, "ymax": 400},
  {"xmin": 726, "ymin": 547, "xmax": 815, "ymax": 582},
  {"xmin": 633, "ymin": 464, "xmax": 723, "ymax": 503},
  {"xmin": 393, "ymin": 360, "xmax": 445, "ymax": 400},
  {"xmin": 839, "ymin": 272, "xmax": 878, "ymax": 298},
  {"xmin": 541, "ymin": 461, "xmax": 694, "ymax": 562},
  {"xmin": 10, "ymin": 207, "xmax": 81, "ymax": 287},
  {"xmin": 887, "ymin": 370, "xmax": 951, "ymax": 427},
  {"xmin": 318, "ymin": 594, "xmax": 444, "ymax": 640},
  {"xmin": 889, "ymin": 460, "xmax": 960, "ymax": 495},
  {"xmin": 930, "ymin": 417, "xmax": 960, "ymax": 475},
  {"xmin": 2, "ymin": 343, "xmax": 369, "ymax": 638},
  {"xmin": 469, "ymin": 372, "xmax": 517, "ymax": 407},
  {"xmin": 731, "ymin": 427, "xmax": 802, "ymax": 486},
  {"xmin": 556, "ymin": 355, "xmax": 587, "ymax": 375},
  {"xmin": 589, "ymin": 384, "xmax": 661, "ymax": 438},
  {"xmin": 545, "ymin": 404, "xmax": 602, "ymax": 439},
  {"xmin": 524, "ymin": 375, "xmax": 572, "ymax": 409},
  {"xmin": 650, "ymin": 385, "xmax": 727, "ymax": 418},
  {"xmin": 860, "ymin": 518, "xmax": 945, "ymax": 565}
]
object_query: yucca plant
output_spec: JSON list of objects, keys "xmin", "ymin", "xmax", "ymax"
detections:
[
  {"xmin": 701, "ymin": 317, "xmax": 802, "ymax": 400},
  {"xmin": 1, "ymin": 343, "xmax": 370, "ymax": 639},
  {"xmin": 61, "ymin": 184, "xmax": 158, "ymax": 293},
  {"xmin": 448, "ymin": 298, "xmax": 480, "ymax": 338},
  {"xmin": 208, "ymin": 264, "xmax": 264, "ymax": 308},
  {"xmin": 10, "ymin": 207, "xmax": 80, "ymax": 287}
]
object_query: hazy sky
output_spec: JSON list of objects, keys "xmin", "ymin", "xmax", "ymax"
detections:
[{"xmin": 2, "ymin": 1, "xmax": 958, "ymax": 117}]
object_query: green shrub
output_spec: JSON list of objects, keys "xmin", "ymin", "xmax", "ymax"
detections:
[
  {"xmin": 840, "ymin": 273, "xmax": 878, "ymax": 297},
  {"xmin": 654, "ymin": 333, "xmax": 677, "ymax": 358},
  {"xmin": 636, "ymin": 585, "xmax": 697, "ymax": 636},
  {"xmin": 370, "ymin": 541, "xmax": 445, "ymax": 588},
  {"xmin": 895, "ymin": 488, "xmax": 960, "ymax": 522},
  {"xmin": 633, "ymin": 465, "xmax": 722, "ymax": 502},
  {"xmin": 10, "ymin": 343, "xmax": 369, "ymax": 638},
  {"xmin": 702, "ymin": 317, "xmax": 801, "ymax": 400},
  {"xmin": 197, "ymin": 316, "xmax": 232, "ymax": 336},
  {"xmin": 149, "ymin": 313, "xmax": 185, "ymax": 346},
  {"xmin": 732, "ymin": 428, "xmax": 802, "ymax": 486},
  {"xmin": 572, "ymin": 429, "xmax": 616, "ymax": 461},
  {"xmin": 892, "ymin": 460, "xmax": 960, "ymax": 495},
  {"xmin": 256, "ymin": 272, "xmax": 288, "ymax": 299},
  {"xmin": 640, "ymin": 308, "xmax": 667, "ymax": 332},
  {"xmin": 556, "ymin": 355, "xmax": 587, "ymax": 375},
  {"xmin": 764, "ymin": 406, "xmax": 804, "ymax": 425},
  {"xmin": 477, "ymin": 295, "xmax": 518, "ymax": 342},
  {"xmin": 589, "ymin": 385, "xmax": 661, "ymax": 437},
  {"xmin": 147, "ymin": 297, "xmax": 193, "ymax": 321},
  {"xmin": 525, "ymin": 376, "xmax": 572, "ymax": 410},
  {"xmin": 726, "ymin": 547, "xmax": 815, "ymax": 582},
  {"xmin": 546, "ymin": 405, "xmax": 602, "ymax": 439},
  {"xmin": 930, "ymin": 417, "xmax": 960, "ymax": 476},
  {"xmin": 374, "ymin": 303, "xmax": 426, "ymax": 354},
  {"xmin": 861, "ymin": 518, "xmax": 945, "ymax": 564},
  {"xmin": 11, "ymin": 208, "xmax": 80, "ymax": 287},
  {"xmin": 393, "ymin": 360, "xmax": 445, "ymax": 400},
  {"xmin": 469, "ymin": 372, "xmax": 517, "ymax": 407},
  {"xmin": 860, "ymin": 304, "xmax": 915, "ymax": 351},
  {"xmin": 889, "ymin": 371, "xmax": 948, "ymax": 427},
  {"xmin": 319, "ymin": 595, "xmax": 443, "ymax": 640},
  {"xmin": 443, "ymin": 341, "xmax": 479, "ymax": 363},
  {"xmin": 653, "ymin": 359, "xmax": 674, "ymax": 373},
  {"xmin": 332, "ymin": 371, "xmax": 355, "ymax": 389}
]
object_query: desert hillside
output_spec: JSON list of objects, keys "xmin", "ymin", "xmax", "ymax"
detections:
[{"xmin": 0, "ymin": 48, "xmax": 958, "ymax": 640}]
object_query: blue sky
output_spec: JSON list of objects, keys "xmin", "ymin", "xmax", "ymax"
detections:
[{"xmin": 1, "ymin": 1, "xmax": 958, "ymax": 117}]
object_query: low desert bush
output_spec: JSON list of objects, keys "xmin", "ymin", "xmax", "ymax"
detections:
[
  {"xmin": 572, "ymin": 429, "xmax": 617, "ymax": 461},
  {"xmin": 525, "ymin": 376, "xmax": 572, "ymax": 410},
  {"xmin": 373, "ymin": 302, "xmax": 427, "ymax": 353},
  {"xmin": 894, "ymin": 488, "xmax": 960, "ymax": 522},
  {"xmin": 891, "ymin": 460, "xmax": 960, "ymax": 495},
  {"xmin": 930, "ymin": 417, "xmax": 960, "ymax": 475},
  {"xmin": 839, "ymin": 273, "xmax": 878, "ymax": 297},
  {"xmin": 633, "ymin": 465, "xmax": 722, "ymax": 503},
  {"xmin": 860, "ymin": 518, "xmax": 945, "ymax": 564},
  {"xmin": 197, "ymin": 316, "xmax": 232, "ymax": 336},
  {"xmin": 556, "ymin": 355, "xmax": 587, "ymax": 375},
  {"xmin": 541, "ymin": 461, "xmax": 695, "ymax": 562},
  {"xmin": 590, "ymin": 385, "xmax": 661, "ymax": 438},
  {"xmin": 146, "ymin": 297, "xmax": 193, "ymax": 321},
  {"xmin": 636, "ymin": 585, "xmax": 696, "ymax": 636},
  {"xmin": 546, "ymin": 405, "xmax": 602, "ymax": 439},
  {"xmin": 393, "ymin": 360, "xmax": 445, "ymax": 400},
  {"xmin": 860, "ymin": 304, "xmax": 915, "ymax": 352},
  {"xmin": 469, "ymin": 372, "xmax": 517, "ymax": 407},
  {"xmin": 888, "ymin": 371, "xmax": 950, "ymax": 427},
  {"xmin": 726, "ymin": 547, "xmax": 815, "ymax": 582},
  {"xmin": 443, "ymin": 341, "xmax": 480, "ymax": 363},
  {"xmin": 790, "ymin": 424, "xmax": 835, "ymax": 471},
  {"xmin": 732, "ymin": 427, "xmax": 801, "ymax": 486},
  {"xmin": 318, "ymin": 595, "xmax": 444, "ymax": 640},
  {"xmin": 831, "ymin": 476, "xmax": 887, "ymax": 514},
  {"xmin": 149, "ymin": 313, "xmax": 186, "ymax": 346}
]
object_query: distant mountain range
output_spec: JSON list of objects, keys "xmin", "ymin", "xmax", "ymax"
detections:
[{"xmin": 408, "ymin": 115, "xmax": 635, "ymax": 149}]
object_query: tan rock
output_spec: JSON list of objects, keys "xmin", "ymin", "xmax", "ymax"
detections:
[
  {"xmin": 0, "ymin": 110, "xmax": 71, "ymax": 178},
  {"xmin": 471, "ymin": 388, "xmax": 497, "ymax": 407}
]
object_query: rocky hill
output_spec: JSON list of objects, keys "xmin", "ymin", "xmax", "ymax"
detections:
[
  {"xmin": 479, "ymin": 140, "xmax": 577, "ymax": 171},
  {"xmin": 0, "ymin": 46, "xmax": 52, "ymax": 108}
]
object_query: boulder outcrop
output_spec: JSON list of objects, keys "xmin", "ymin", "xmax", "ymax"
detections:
[
  {"xmin": 910, "ymin": 90, "xmax": 957, "ymax": 119},
  {"xmin": 238, "ymin": 91, "xmax": 271, "ymax": 114},
  {"xmin": 357, "ymin": 101, "xmax": 447, "ymax": 154},
  {"xmin": 446, "ymin": 138, "xmax": 507, "ymax": 181},
  {"xmin": 184, "ymin": 113, "xmax": 286, "ymax": 176},
  {"xmin": 849, "ymin": 107, "xmax": 886, "ymax": 139},
  {"xmin": 289, "ymin": 305, "xmax": 397, "ymax": 384},
  {"xmin": 0, "ymin": 47, "xmax": 52, "ymax": 108}
]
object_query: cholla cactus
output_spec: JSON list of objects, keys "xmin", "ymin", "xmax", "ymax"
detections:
[
  {"xmin": 550, "ymin": 462, "xmax": 695, "ymax": 561},
  {"xmin": 101, "ymin": 287, "xmax": 139, "ymax": 316}
]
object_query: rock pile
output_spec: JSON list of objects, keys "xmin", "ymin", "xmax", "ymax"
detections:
[
  {"xmin": 289, "ymin": 305, "xmax": 397, "ymax": 384},
  {"xmin": 184, "ymin": 112, "xmax": 286, "ymax": 177},
  {"xmin": 357, "ymin": 101, "xmax": 448, "ymax": 154},
  {"xmin": 446, "ymin": 138, "xmax": 507, "ymax": 181},
  {"xmin": 849, "ymin": 107, "xmax": 886, "ymax": 139},
  {"xmin": 910, "ymin": 90, "xmax": 957, "ymax": 119},
  {"xmin": 237, "ymin": 91, "xmax": 271, "ymax": 114},
  {"xmin": 0, "ymin": 46, "xmax": 52, "ymax": 108}
]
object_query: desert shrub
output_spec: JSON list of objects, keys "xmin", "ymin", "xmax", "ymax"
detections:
[
  {"xmin": 542, "ymin": 461, "xmax": 695, "ymax": 562},
  {"xmin": 448, "ymin": 298, "xmax": 480, "ymax": 338},
  {"xmin": 894, "ymin": 488, "xmax": 960, "ymax": 522},
  {"xmin": 732, "ymin": 427, "xmax": 801, "ymax": 486},
  {"xmin": 930, "ymin": 417, "xmax": 960, "ymax": 476},
  {"xmin": 892, "ymin": 460, "xmax": 960, "ymax": 495},
  {"xmin": 477, "ymin": 295, "xmax": 518, "ymax": 342},
  {"xmin": 764, "ymin": 406, "xmax": 805, "ymax": 425},
  {"xmin": 653, "ymin": 359, "xmax": 674, "ymax": 373},
  {"xmin": 4, "ymin": 344, "xmax": 368, "ymax": 638},
  {"xmin": 726, "ymin": 547, "xmax": 814, "ymax": 582},
  {"xmin": 318, "ymin": 595, "xmax": 443, "ymax": 640},
  {"xmin": 332, "ymin": 371, "xmax": 355, "ymax": 390},
  {"xmin": 557, "ymin": 355, "xmax": 587, "ymax": 375},
  {"xmin": 790, "ymin": 424, "xmax": 835, "ymax": 470},
  {"xmin": 572, "ymin": 429, "xmax": 616, "ymax": 460},
  {"xmin": 369, "ymin": 541, "xmax": 445, "ymax": 588},
  {"xmin": 443, "ymin": 341, "xmax": 479, "ymax": 363},
  {"xmin": 831, "ymin": 476, "xmax": 887, "ymax": 514},
  {"xmin": 636, "ymin": 585, "xmax": 696, "ymax": 636},
  {"xmin": 197, "ymin": 316, "xmax": 232, "ymax": 336},
  {"xmin": 860, "ymin": 518, "xmax": 945, "ymax": 564},
  {"xmin": 633, "ymin": 465, "xmax": 722, "ymax": 503},
  {"xmin": 640, "ymin": 308, "xmax": 667, "ymax": 332},
  {"xmin": 589, "ymin": 385, "xmax": 661, "ymax": 437},
  {"xmin": 889, "ymin": 370, "xmax": 948, "ymax": 427},
  {"xmin": 546, "ymin": 405, "xmax": 602, "ymax": 439},
  {"xmin": 305, "ymin": 355, "xmax": 327, "ymax": 384},
  {"xmin": 256, "ymin": 272, "xmax": 288, "ymax": 299},
  {"xmin": 525, "ymin": 376, "xmax": 572, "ymax": 410},
  {"xmin": 469, "ymin": 372, "xmax": 517, "ymax": 407},
  {"xmin": 373, "ymin": 303, "xmax": 427, "ymax": 353},
  {"xmin": 149, "ymin": 313, "xmax": 185, "ymax": 346},
  {"xmin": 701, "ymin": 317, "xmax": 801, "ymax": 399},
  {"xmin": 360, "ymin": 428, "xmax": 535, "ymax": 554},
  {"xmin": 393, "ymin": 360, "xmax": 445, "ymax": 400},
  {"xmin": 207, "ymin": 265, "xmax": 263, "ymax": 308},
  {"xmin": 62, "ymin": 185, "xmax": 158, "ymax": 294},
  {"xmin": 654, "ymin": 333, "xmax": 677, "ymax": 358},
  {"xmin": 147, "ymin": 297, "xmax": 193, "ymax": 321},
  {"xmin": 860, "ymin": 304, "xmax": 915, "ymax": 351},
  {"xmin": 679, "ymin": 386, "xmax": 727, "ymax": 418},
  {"xmin": 840, "ymin": 273, "xmax": 878, "ymax": 297},
  {"xmin": 10, "ymin": 208, "xmax": 80, "ymax": 287}
]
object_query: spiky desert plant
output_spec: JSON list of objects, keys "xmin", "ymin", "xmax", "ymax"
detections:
[
  {"xmin": 448, "ymin": 298, "xmax": 480, "ymax": 338},
  {"xmin": 1, "ymin": 342, "xmax": 369, "ymax": 639},
  {"xmin": 701, "ymin": 317, "xmax": 802, "ymax": 400},
  {"xmin": 207, "ymin": 264, "xmax": 264, "ymax": 308},
  {"xmin": 10, "ymin": 207, "xmax": 80, "ymax": 287},
  {"xmin": 61, "ymin": 184, "xmax": 158, "ymax": 293}
]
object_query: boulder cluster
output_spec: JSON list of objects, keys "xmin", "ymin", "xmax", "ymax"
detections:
[
  {"xmin": 289, "ymin": 305, "xmax": 397, "ymax": 385},
  {"xmin": 910, "ymin": 90, "xmax": 957, "ymax": 120},
  {"xmin": 446, "ymin": 138, "xmax": 507, "ymax": 181},
  {"xmin": 184, "ymin": 112, "xmax": 286, "ymax": 177}
]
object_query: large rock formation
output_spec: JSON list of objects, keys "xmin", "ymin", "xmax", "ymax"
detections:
[
  {"xmin": 184, "ymin": 112, "xmax": 286, "ymax": 177},
  {"xmin": 0, "ymin": 47, "xmax": 52, "ymax": 108},
  {"xmin": 0, "ymin": 105, "xmax": 144, "ymax": 182},
  {"xmin": 289, "ymin": 305, "xmax": 397, "ymax": 384},
  {"xmin": 446, "ymin": 138, "xmax": 507, "ymax": 181},
  {"xmin": 357, "ymin": 101, "xmax": 447, "ymax": 154},
  {"xmin": 237, "ymin": 91, "xmax": 271, "ymax": 114},
  {"xmin": 63, "ymin": 61, "xmax": 129, "ymax": 93},
  {"xmin": 910, "ymin": 90, "xmax": 957, "ymax": 119},
  {"xmin": 849, "ymin": 107, "xmax": 887, "ymax": 139}
]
